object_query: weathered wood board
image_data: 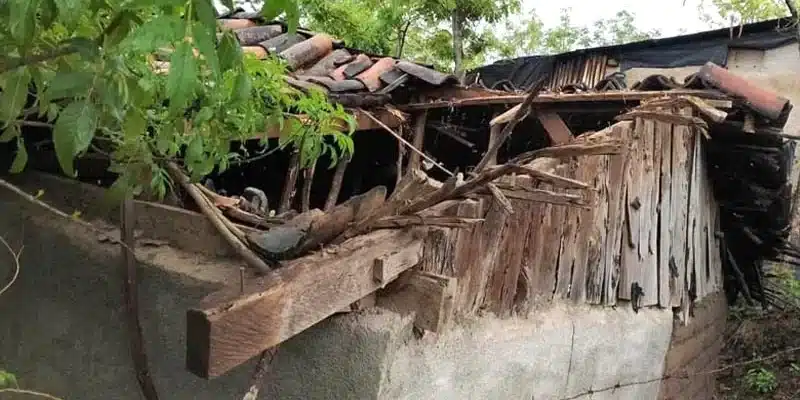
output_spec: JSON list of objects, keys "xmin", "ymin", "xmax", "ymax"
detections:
[{"xmin": 186, "ymin": 228, "xmax": 424, "ymax": 378}]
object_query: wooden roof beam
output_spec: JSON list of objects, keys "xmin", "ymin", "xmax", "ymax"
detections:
[
  {"xmin": 262, "ymin": 108, "xmax": 406, "ymax": 139},
  {"xmin": 185, "ymin": 228, "xmax": 425, "ymax": 379}
]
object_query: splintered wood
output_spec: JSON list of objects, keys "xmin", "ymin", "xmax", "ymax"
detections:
[{"xmin": 445, "ymin": 108, "xmax": 722, "ymax": 316}]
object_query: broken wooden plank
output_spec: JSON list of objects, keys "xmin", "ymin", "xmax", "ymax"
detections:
[
  {"xmin": 584, "ymin": 148, "xmax": 611, "ymax": 304},
  {"xmin": 618, "ymin": 118, "xmax": 645, "ymax": 301},
  {"xmin": 656, "ymin": 119, "xmax": 674, "ymax": 308},
  {"xmin": 537, "ymin": 111, "xmax": 573, "ymax": 145},
  {"xmin": 477, "ymin": 185, "xmax": 587, "ymax": 207},
  {"xmin": 640, "ymin": 118, "xmax": 660, "ymax": 307},
  {"xmin": 377, "ymin": 270, "xmax": 457, "ymax": 332},
  {"xmin": 554, "ymin": 161, "xmax": 580, "ymax": 299},
  {"xmin": 186, "ymin": 228, "xmax": 425, "ymax": 379},
  {"xmin": 486, "ymin": 197, "xmax": 534, "ymax": 315},
  {"xmin": 373, "ymin": 240, "xmax": 425, "ymax": 286},
  {"xmin": 602, "ymin": 122, "xmax": 632, "ymax": 306},
  {"xmin": 670, "ymin": 107, "xmax": 693, "ymax": 308},
  {"xmin": 408, "ymin": 111, "xmax": 428, "ymax": 171},
  {"xmin": 568, "ymin": 154, "xmax": 598, "ymax": 304}
]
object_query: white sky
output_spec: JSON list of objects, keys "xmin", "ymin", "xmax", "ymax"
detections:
[{"xmin": 524, "ymin": 0, "xmax": 715, "ymax": 39}]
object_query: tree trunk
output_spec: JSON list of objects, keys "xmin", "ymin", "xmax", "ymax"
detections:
[
  {"xmin": 396, "ymin": 21, "xmax": 411, "ymax": 58},
  {"xmin": 451, "ymin": 10, "xmax": 464, "ymax": 81}
]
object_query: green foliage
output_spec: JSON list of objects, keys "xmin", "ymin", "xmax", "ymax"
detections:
[
  {"xmin": 0, "ymin": 370, "xmax": 18, "ymax": 389},
  {"xmin": 0, "ymin": 0, "xmax": 354, "ymax": 200},
  {"xmin": 701, "ymin": 0, "xmax": 793, "ymax": 24},
  {"xmin": 745, "ymin": 367, "xmax": 778, "ymax": 393},
  {"xmin": 499, "ymin": 8, "xmax": 662, "ymax": 58},
  {"xmin": 790, "ymin": 362, "xmax": 800, "ymax": 376}
]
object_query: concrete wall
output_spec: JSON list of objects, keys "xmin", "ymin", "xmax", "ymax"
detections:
[
  {"xmin": 659, "ymin": 292, "xmax": 728, "ymax": 400},
  {"xmin": 0, "ymin": 176, "xmax": 682, "ymax": 400}
]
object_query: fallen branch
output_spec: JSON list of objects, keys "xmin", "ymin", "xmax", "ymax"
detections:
[
  {"xmin": 474, "ymin": 76, "xmax": 548, "ymax": 173},
  {"xmin": 371, "ymin": 215, "xmax": 484, "ymax": 229},
  {"xmin": 166, "ymin": 162, "xmax": 272, "ymax": 273},
  {"xmin": 510, "ymin": 141, "xmax": 624, "ymax": 165},
  {"xmin": 615, "ymin": 110, "xmax": 709, "ymax": 130},
  {"xmin": 0, "ymin": 389, "xmax": 65, "ymax": 400}
]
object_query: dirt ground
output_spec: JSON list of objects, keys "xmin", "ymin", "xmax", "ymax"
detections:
[{"xmin": 715, "ymin": 307, "xmax": 800, "ymax": 399}]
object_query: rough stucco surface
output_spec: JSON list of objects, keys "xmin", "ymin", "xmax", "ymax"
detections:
[
  {"xmin": 0, "ymin": 190, "xmax": 676, "ymax": 400},
  {"xmin": 380, "ymin": 305, "xmax": 674, "ymax": 400}
]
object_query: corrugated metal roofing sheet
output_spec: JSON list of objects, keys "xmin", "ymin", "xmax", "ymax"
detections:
[{"xmin": 215, "ymin": 13, "xmax": 459, "ymax": 108}]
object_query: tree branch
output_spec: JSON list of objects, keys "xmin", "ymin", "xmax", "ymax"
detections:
[
  {"xmin": 0, "ymin": 235, "xmax": 22, "ymax": 297},
  {"xmin": 0, "ymin": 45, "xmax": 81, "ymax": 74}
]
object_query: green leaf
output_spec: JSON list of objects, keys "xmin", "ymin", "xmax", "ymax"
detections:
[
  {"xmin": 191, "ymin": 21, "xmax": 220, "ymax": 78},
  {"xmin": 122, "ymin": 109, "xmax": 146, "ymax": 139},
  {"xmin": 0, "ymin": 124, "xmax": 20, "ymax": 143},
  {"xmin": 40, "ymin": 0, "xmax": 59, "ymax": 29},
  {"xmin": 221, "ymin": 0, "xmax": 234, "ymax": 9},
  {"xmin": 54, "ymin": 0, "xmax": 87, "ymax": 30},
  {"xmin": 9, "ymin": 0, "xmax": 40, "ymax": 44},
  {"xmin": 103, "ymin": 10, "xmax": 139, "ymax": 48},
  {"xmin": 231, "ymin": 73, "xmax": 252, "ymax": 103},
  {"xmin": 0, "ymin": 370, "xmax": 18, "ymax": 389},
  {"xmin": 125, "ymin": 14, "xmax": 183, "ymax": 51},
  {"xmin": 0, "ymin": 67, "xmax": 31, "ymax": 124},
  {"xmin": 10, "ymin": 136, "xmax": 28, "ymax": 173},
  {"xmin": 43, "ymin": 71, "xmax": 94, "ymax": 102},
  {"xmin": 53, "ymin": 100, "xmax": 98, "ymax": 176},
  {"xmin": 62, "ymin": 37, "xmax": 101, "ymax": 60},
  {"xmin": 166, "ymin": 41, "xmax": 197, "ymax": 113},
  {"xmin": 217, "ymin": 32, "xmax": 242, "ymax": 72}
]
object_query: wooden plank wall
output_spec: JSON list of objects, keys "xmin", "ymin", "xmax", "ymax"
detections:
[{"xmin": 419, "ymin": 111, "xmax": 724, "ymax": 318}]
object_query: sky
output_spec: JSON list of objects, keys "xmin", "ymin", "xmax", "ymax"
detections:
[{"xmin": 526, "ymin": 0, "xmax": 714, "ymax": 39}]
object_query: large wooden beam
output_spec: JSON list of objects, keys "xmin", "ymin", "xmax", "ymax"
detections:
[
  {"xmin": 262, "ymin": 108, "xmax": 406, "ymax": 139},
  {"xmin": 537, "ymin": 111, "xmax": 573, "ymax": 145},
  {"xmin": 401, "ymin": 88, "xmax": 731, "ymax": 111},
  {"xmin": 186, "ymin": 228, "xmax": 425, "ymax": 379}
]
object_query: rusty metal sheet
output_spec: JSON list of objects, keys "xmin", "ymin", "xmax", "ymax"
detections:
[
  {"xmin": 234, "ymin": 25, "xmax": 283, "ymax": 46},
  {"xmin": 356, "ymin": 57, "xmax": 396, "ymax": 92},
  {"xmin": 395, "ymin": 61, "xmax": 457, "ymax": 86},
  {"xmin": 280, "ymin": 34, "xmax": 334, "ymax": 70}
]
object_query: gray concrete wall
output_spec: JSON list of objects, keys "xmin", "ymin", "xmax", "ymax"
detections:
[{"xmin": 0, "ymin": 176, "xmax": 676, "ymax": 400}]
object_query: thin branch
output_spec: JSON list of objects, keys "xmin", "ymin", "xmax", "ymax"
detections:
[
  {"xmin": 0, "ymin": 178, "xmax": 93, "ymax": 228},
  {"xmin": 560, "ymin": 345, "xmax": 800, "ymax": 400},
  {"xmin": 0, "ymin": 389, "xmax": 65, "ymax": 400},
  {"xmin": 0, "ymin": 45, "xmax": 81, "ymax": 74},
  {"xmin": 0, "ymin": 235, "xmax": 22, "ymax": 297},
  {"xmin": 360, "ymin": 109, "xmax": 454, "ymax": 177},
  {"xmin": 165, "ymin": 162, "xmax": 272, "ymax": 273},
  {"xmin": 17, "ymin": 120, "xmax": 54, "ymax": 129}
]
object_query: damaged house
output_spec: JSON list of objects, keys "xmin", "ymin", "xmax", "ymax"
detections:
[{"xmin": 1, "ymin": 10, "xmax": 798, "ymax": 400}]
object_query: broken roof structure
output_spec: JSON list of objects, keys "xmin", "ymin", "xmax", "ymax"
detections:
[{"xmin": 3, "ymin": 9, "xmax": 798, "ymax": 391}]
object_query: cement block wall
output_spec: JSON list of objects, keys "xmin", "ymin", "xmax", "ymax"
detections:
[
  {"xmin": 0, "ymin": 174, "xmax": 691, "ymax": 400},
  {"xmin": 659, "ymin": 292, "xmax": 728, "ymax": 400}
]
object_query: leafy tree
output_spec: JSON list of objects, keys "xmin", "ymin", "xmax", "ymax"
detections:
[
  {"xmin": 0, "ymin": 0, "xmax": 355, "ymax": 201},
  {"xmin": 498, "ymin": 8, "xmax": 662, "ymax": 58},
  {"xmin": 416, "ymin": 0, "xmax": 520, "ymax": 78},
  {"xmin": 699, "ymin": 0, "xmax": 794, "ymax": 24}
]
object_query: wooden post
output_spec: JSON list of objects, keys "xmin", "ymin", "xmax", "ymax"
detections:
[
  {"xmin": 279, "ymin": 151, "xmax": 301, "ymax": 214},
  {"xmin": 325, "ymin": 156, "xmax": 350, "ymax": 211},
  {"xmin": 301, "ymin": 162, "xmax": 316, "ymax": 212},
  {"xmin": 408, "ymin": 111, "xmax": 428, "ymax": 171}
]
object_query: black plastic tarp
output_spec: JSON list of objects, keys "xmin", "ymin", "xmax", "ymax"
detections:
[{"xmin": 471, "ymin": 17, "xmax": 797, "ymax": 90}]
